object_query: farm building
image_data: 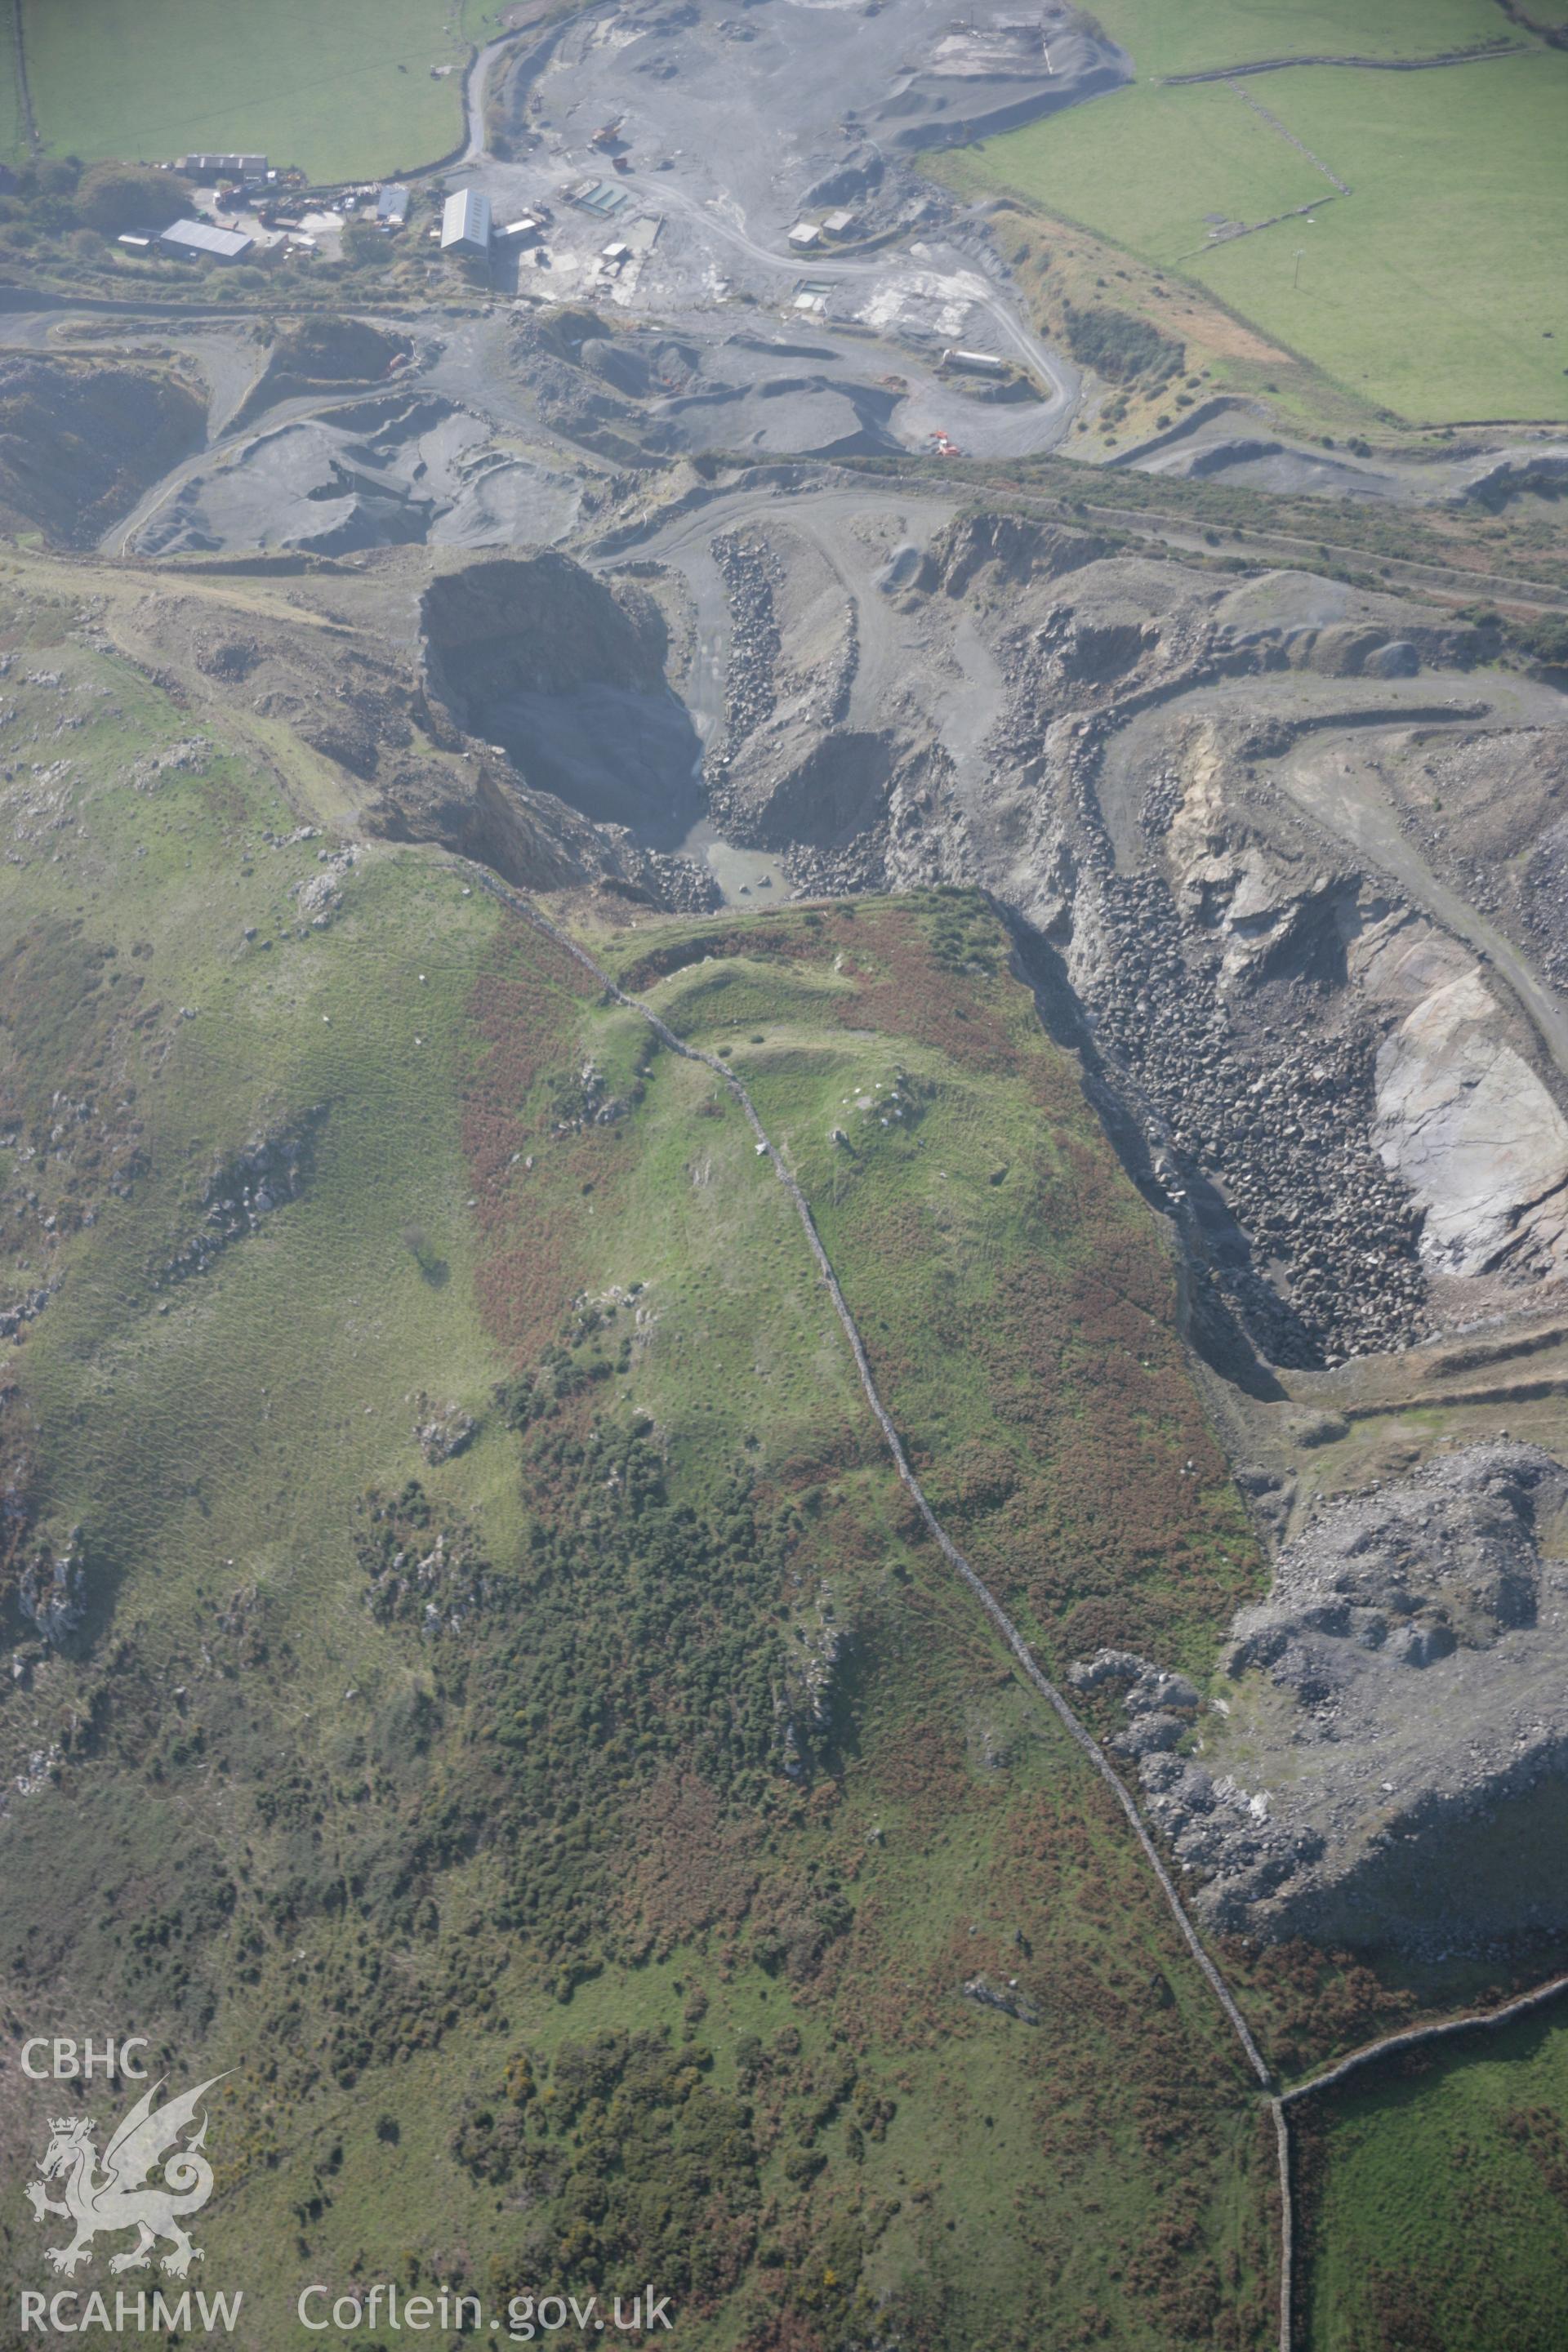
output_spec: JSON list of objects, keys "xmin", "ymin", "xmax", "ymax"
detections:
[
  {"xmin": 376, "ymin": 185, "xmax": 411, "ymax": 226},
  {"xmin": 440, "ymin": 188, "xmax": 492, "ymax": 256},
  {"xmin": 158, "ymin": 218, "xmax": 254, "ymax": 261},
  {"xmin": 181, "ymin": 154, "xmax": 267, "ymax": 181}
]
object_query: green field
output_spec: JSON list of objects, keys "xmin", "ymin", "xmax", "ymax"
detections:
[
  {"xmin": 949, "ymin": 48, "xmax": 1568, "ymax": 421},
  {"xmin": 1087, "ymin": 0, "xmax": 1519, "ymax": 79},
  {"xmin": 13, "ymin": 0, "xmax": 470, "ymax": 180},
  {"xmin": 1303, "ymin": 2011, "xmax": 1568, "ymax": 2347}
]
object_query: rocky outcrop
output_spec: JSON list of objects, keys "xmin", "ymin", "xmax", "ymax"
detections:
[
  {"xmin": 16, "ymin": 1525, "xmax": 87, "ymax": 1650},
  {"xmin": 1134, "ymin": 1445, "xmax": 1568, "ymax": 1950},
  {"xmin": 163, "ymin": 1115, "xmax": 322, "ymax": 1285},
  {"xmin": 412, "ymin": 1394, "xmax": 478, "ymax": 1464},
  {"xmin": 776, "ymin": 1586, "xmax": 849, "ymax": 1780},
  {"xmin": 1453, "ymin": 444, "xmax": 1568, "ymax": 507},
  {"xmin": 961, "ymin": 1972, "xmax": 1040, "ymax": 2023}
]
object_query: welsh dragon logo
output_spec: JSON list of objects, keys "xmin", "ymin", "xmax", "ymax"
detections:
[{"xmin": 26, "ymin": 2075, "xmax": 225, "ymax": 2278}]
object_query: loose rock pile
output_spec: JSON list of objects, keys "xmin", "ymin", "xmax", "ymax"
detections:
[
  {"xmin": 710, "ymin": 529, "xmax": 782, "ymax": 745},
  {"xmin": 1108, "ymin": 1446, "xmax": 1568, "ymax": 1949},
  {"xmin": 1089, "ymin": 871, "xmax": 1428, "ymax": 1366}
]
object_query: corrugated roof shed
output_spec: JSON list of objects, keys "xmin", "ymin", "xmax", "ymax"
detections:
[
  {"xmin": 440, "ymin": 188, "xmax": 492, "ymax": 252},
  {"xmin": 158, "ymin": 218, "xmax": 254, "ymax": 260}
]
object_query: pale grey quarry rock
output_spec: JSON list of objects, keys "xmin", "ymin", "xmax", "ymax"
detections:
[{"xmin": 1173, "ymin": 1444, "xmax": 1568, "ymax": 1950}]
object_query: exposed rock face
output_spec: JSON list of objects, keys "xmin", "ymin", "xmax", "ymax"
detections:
[
  {"xmin": 421, "ymin": 555, "xmax": 702, "ymax": 840},
  {"xmin": 1372, "ymin": 967, "xmax": 1568, "ymax": 1280},
  {"xmin": 684, "ymin": 510, "xmax": 1568, "ymax": 1372},
  {"xmin": 163, "ymin": 1117, "xmax": 321, "ymax": 1285},
  {"xmin": 893, "ymin": 527, "xmax": 1568, "ymax": 1364},
  {"xmin": 1141, "ymin": 1445, "xmax": 1568, "ymax": 1950},
  {"xmin": 916, "ymin": 510, "xmax": 1105, "ymax": 598},
  {"xmin": 422, "ymin": 553, "xmax": 669, "ymax": 710},
  {"xmin": 118, "ymin": 584, "xmax": 629, "ymax": 897}
]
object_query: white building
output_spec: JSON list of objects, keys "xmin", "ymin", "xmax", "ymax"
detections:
[
  {"xmin": 440, "ymin": 188, "xmax": 492, "ymax": 256},
  {"xmin": 158, "ymin": 219, "xmax": 254, "ymax": 261}
]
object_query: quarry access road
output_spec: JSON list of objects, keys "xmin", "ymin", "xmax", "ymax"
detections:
[
  {"xmin": 617, "ymin": 478, "xmax": 965, "ymax": 737},
  {"xmin": 649, "ymin": 179, "xmax": 1075, "ymax": 419}
]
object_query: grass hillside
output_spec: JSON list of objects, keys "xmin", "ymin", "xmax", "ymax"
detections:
[
  {"xmin": 14, "ymin": 0, "xmax": 470, "ymax": 179},
  {"xmin": 6, "ymin": 547, "xmax": 1568, "ymax": 2347},
  {"xmin": 1298, "ymin": 2008, "xmax": 1568, "ymax": 2349},
  {"xmin": 0, "ymin": 564, "xmax": 1280, "ymax": 2348},
  {"xmin": 942, "ymin": 32, "xmax": 1568, "ymax": 424}
]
